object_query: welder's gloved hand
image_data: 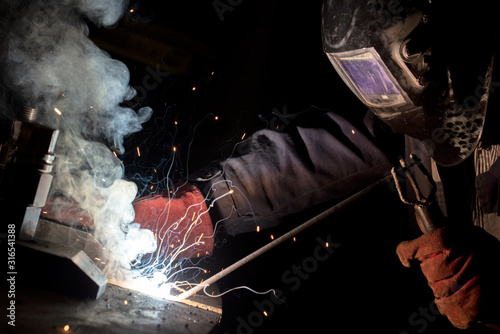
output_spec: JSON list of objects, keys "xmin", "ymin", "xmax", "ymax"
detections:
[
  {"xmin": 133, "ymin": 183, "xmax": 214, "ymax": 263},
  {"xmin": 396, "ymin": 226, "xmax": 500, "ymax": 329}
]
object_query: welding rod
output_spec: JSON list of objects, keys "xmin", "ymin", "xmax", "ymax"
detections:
[{"xmin": 175, "ymin": 172, "xmax": 395, "ymax": 301}]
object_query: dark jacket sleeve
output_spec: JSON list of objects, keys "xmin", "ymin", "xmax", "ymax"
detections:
[{"xmin": 201, "ymin": 109, "xmax": 399, "ymax": 235}]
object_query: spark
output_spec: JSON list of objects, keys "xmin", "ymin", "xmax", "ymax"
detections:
[
  {"xmin": 112, "ymin": 151, "xmax": 118, "ymax": 157},
  {"xmin": 270, "ymin": 235, "xmax": 274, "ymax": 240},
  {"xmin": 197, "ymin": 233, "xmax": 204, "ymax": 243},
  {"xmin": 351, "ymin": 129, "xmax": 356, "ymax": 134},
  {"xmin": 214, "ymin": 116, "xmax": 219, "ymax": 120},
  {"xmin": 174, "ymin": 121, "xmax": 178, "ymax": 125},
  {"xmin": 263, "ymin": 311, "xmax": 268, "ymax": 317},
  {"xmin": 136, "ymin": 146, "xmax": 141, "ymax": 157},
  {"xmin": 124, "ymin": 300, "xmax": 128, "ymax": 305},
  {"xmin": 211, "ymin": 71, "xmax": 215, "ymax": 75},
  {"xmin": 326, "ymin": 242, "xmax": 329, "ymax": 248},
  {"xmin": 256, "ymin": 226, "xmax": 260, "ymax": 232},
  {"xmin": 192, "ymin": 215, "xmax": 200, "ymax": 226},
  {"xmin": 130, "ymin": 8, "xmax": 134, "ymax": 12},
  {"xmin": 173, "ymin": 147, "xmax": 177, "ymax": 152},
  {"xmin": 116, "ymin": 184, "xmax": 238, "ymax": 301},
  {"xmin": 293, "ymin": 237, "xmax": 296, "ymax": 242},
  {"xmin": 241, "ymin": 133, "xmax": 246, "ymax": 140},
  {"xmin": 63, "ymin": 325, "xmax": 70, "ymax": 332},
  {"xmin": 192, "ymin": 87, "xmax": 196, "ymax": 91},
  {"xmin": 54, "ymin": 107, "xmax": 62, "ymax": 115}
]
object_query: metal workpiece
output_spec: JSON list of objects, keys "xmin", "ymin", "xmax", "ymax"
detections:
[
  {"xmin": 6, "ymin": 217, "xmax": 222, "ymax": 331},
  {"xmin": 32, "ymin": 218, "xmax": 110, "ymax": 265},
  {"xmin": 15, "ymin": 218, "xmax": 223, "ymax": 311},
  {"xmin": 14, "ymin": 218, "xmax": 112, "ymax": 299},
  {"xmin": 0, "ymin": 116, "xmax": 222, "ymax": 333},
  {"xmin": 17, "ymin": 240, "xmax": 108, "ymax": 300},
  {"xmin": 2, "ymin": 282, "xmax": 221, "ymax": 334}
]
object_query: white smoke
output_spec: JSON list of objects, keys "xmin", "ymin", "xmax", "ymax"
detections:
[{"xmin": 1, "ymin": 0, "xmax": 155, "ymax": 273}]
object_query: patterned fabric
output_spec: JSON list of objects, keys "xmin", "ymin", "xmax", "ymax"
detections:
[{"xmin": 474, "ymin": 145, "xmax": 500, "ymax": 239}]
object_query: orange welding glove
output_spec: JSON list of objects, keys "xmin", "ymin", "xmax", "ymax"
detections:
[
  {"xmin": 396, "ymin": 226, "xmax": 500, "ymax": 329},
  {"xmin": 133, "ymin": 183, "xmax": 214, "ymax": 262}
]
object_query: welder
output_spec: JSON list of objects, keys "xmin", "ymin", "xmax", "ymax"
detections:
[
  {"xmin": 48, "ymin": 0, "xmax": 500, "ymax": 330},
  {"xmin": 134, "ymin": 0, "xmax": 500, "ymax": 330}
]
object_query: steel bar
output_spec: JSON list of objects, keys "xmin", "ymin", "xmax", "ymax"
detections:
[{"xmin": 176, "ymin": 173, "xmax": 394, "ymax": 301}]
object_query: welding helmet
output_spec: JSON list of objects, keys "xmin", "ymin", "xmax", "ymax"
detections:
[{"xmin": 322, "ymin": 0, "xmax": 498, "ymax": 166}]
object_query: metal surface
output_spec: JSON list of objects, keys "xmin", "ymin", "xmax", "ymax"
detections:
[
  {"xmin": 2, "ymin": 282, "xmax": 221, "ymax": 334},
  {"xmin": 13, "ymin": 217, "xmax": 222, "ymax": 315},
  {"xmin": 33, "ymin": 218, "xmax": 111, "ymax": 267},
  {"xmin": 17, "ymin": 218, "xmax": 113, "ymax": 299},
  {"xmin": 17, "ymin": 240, "xmax": 108, "ymax": 299}
]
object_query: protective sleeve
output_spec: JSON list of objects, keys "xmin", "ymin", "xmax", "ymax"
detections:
[{"xmin": 198, "ymin": 109, "xmax": 399, "ymax": 235}]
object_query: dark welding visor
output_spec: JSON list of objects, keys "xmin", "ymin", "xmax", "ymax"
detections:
[{"xmin": 322, "ymin": 0, "xmax": 497, "ymax": 166}]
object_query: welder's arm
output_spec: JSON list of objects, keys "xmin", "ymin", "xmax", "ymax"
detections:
[
  {"xmin": 397, "ymin": 226, "xmax": 500, "ymax": 330},
  {"xmin": 203, "ymin": 110, "xmax": 397, "ymax": 235},
  {"xmin": 45, "ymin": 110, "xmax": 395, "ymax": 260}
]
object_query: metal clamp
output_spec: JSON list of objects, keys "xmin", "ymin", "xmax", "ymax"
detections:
[{"xmin": 391, "ymin": 154, "xmax": 441, "ymax": 233}]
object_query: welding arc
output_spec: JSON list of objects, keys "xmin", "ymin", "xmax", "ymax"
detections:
[{"xmin": 175, "ymin": 172, "xmax": 395, "ymax": 301}]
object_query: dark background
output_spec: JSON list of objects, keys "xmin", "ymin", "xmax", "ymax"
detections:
[{"xmin": 88, "ymin": 1, "xmax": 487, "ymax": 333}]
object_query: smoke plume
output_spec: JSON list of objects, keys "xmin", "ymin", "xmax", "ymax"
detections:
[{"xmin": 0, "ymin": 0, "xmax": 155, "ymax": 274}]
